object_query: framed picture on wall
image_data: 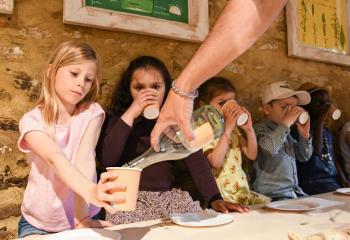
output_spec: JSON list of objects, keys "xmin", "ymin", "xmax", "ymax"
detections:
[
  {"xmin": 63, "ymin": 0, "xmax": 208, "ymax": 42},
  {"xmin": 0, "ymin": 0, "xmax": 14, "ymax": 14},
  {"xmin": 286, "ymin": 0, "xmax": 350, "ymax": 66}
]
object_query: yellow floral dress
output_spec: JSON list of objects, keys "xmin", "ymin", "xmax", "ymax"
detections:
[{"xmin": 204, "ymin": 128, "xmax": 271, "ymax": 205}]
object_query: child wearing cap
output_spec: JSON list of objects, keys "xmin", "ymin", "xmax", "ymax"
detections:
[
  {"xmin": 252, "ymin": 81, "xmax": 313, "ymax": 200},
  {"xmin": 297, "ymin": 82, "xmax": 347, "ymax": 194}
]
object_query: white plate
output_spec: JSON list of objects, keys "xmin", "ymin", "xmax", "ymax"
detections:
[
  {"xmin": 45, "ymin": 228, "xmax": 121, "ymax": 240},
  {"xmin": 266, "ymin": 199, "xmax": 320, "ymax": 211},
  {"xmin": 170, "ymin": 210, "xmax": 234, "ymax": 227},
  {"xmin": 336, "ymin": 188, "xmax": 350, "ymax": 195}
]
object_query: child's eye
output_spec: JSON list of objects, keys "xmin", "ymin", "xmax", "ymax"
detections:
[
  {"xmin": 70, "ymin": 72, "xmax": 78, "ymax": 77},
  {"xmin": 152, "ymin": 85, "xmax": 161, "ymax": 90},
  {"xmin": 219, "ymin": 101, "xmax": 225, "ymax": 106},
  {"xmin": 85, "ymin": 78, "xmax": 93, "ymax": 83},
  {"xmin": 135, "ymin": 86, "xmax": 143, "ymax": 91}
]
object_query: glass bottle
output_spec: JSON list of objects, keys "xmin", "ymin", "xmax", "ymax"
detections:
[{"xmin": 123, "ymin": 105, "xmax": 224, "ymax": 169}]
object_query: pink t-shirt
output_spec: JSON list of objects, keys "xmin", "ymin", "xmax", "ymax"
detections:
[{"xmin": 18, "ymin": 102, "xmax": 104, "ymax": 232}]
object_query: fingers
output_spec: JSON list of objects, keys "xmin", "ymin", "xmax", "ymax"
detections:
[
  {"xmin": 151, "ymin": 119, "xmax": 170, "ymax": 152},
  {"xmin": 225, "ymin": 202, "xmax": 250, "ymax": 213},
  {"xmin": 99, "ymin": 172, "xmax": 118, "ymax": 184}
]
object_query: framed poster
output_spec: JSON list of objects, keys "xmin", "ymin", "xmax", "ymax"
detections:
[
  {"xmin": 63, "ymin": 0, "xmax": 208, "ymax": 42},
  {"xmin": 0, "ymin": 0, "xmax": 14, "ymax": 14},
  {"xmin": 286, "ymin": 0, "xmax": 350, "ymax": 66}
]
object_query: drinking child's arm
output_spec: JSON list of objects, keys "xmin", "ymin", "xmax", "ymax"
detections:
[
  {"xmin": 74, "ymin": 115, "xmax": 113, "ymax": 228},
  {"xmin": 23, "ymin": 130, "xmax": 124, "ymax": 214},
  {"xmin": 238, "ymin": 129, "xmax": 258, "ymax": 160},
  {"xmin": 238, "ymin": 107, "xmax": 257, "ymax": 160},
  {"xmin": 255, "ymin": 124, "xmax": 290, "ymax": 156},
  {"xmin": 206, "ymin": 131, "xmax": 232, "ymax": 170}
]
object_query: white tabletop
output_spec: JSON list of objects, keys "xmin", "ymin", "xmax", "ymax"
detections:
[{"xmin": 109, "ymin": 192, "xmax": 350, "ymax": 240}]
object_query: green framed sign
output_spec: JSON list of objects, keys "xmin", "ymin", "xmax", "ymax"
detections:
[
  {"xmin": 85, "ymin": 0, "xmax": 189, "ymax": 24},
  {"xmin": 63, "ymin": 0, "xmax": 208, "ymax": 42}
]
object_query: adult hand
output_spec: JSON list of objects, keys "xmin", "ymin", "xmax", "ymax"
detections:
[
  {"xmin": 92, "ymin": 172, "xmax": 127, "ymax": 214},
  {"xmin": 151, "ymin": 91, "xmax": 194, "ymax": 151},
  {"xmin": 211, "ymin": 199, "xmax": 250, "ymax": 213}
]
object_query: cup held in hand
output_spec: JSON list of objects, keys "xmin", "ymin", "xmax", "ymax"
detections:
[
  {"xmin": 106, "ymin": 167, "xmax": 142, "ymax": 211},
  {"xmin": 298, "ymin": 111, "xmax": 309, "ymax": 125},
  {"xmin": 332, "ymin": 109, "xmax": 341, "ymax": 120},
  {"xmin": 143, "ymin": 103, "xmax": 160, "ymax": 119},
  {"xmin": 222, "ymin": 100, "xmax": 248, "ymax": 126}
]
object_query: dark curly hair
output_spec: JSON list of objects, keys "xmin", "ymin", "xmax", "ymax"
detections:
[{"xmin": 111, "ymin": 56, "xmax": 172, "ymax": 114}]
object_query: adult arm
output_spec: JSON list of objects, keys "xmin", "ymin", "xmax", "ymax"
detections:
[{"xmin": 151, "ymin": 0, "xmax": 288, "ymax": 148}]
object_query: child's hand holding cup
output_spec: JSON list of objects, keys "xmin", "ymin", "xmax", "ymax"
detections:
[
  {"xmin": 106, "ymin": 167, "xmax": 142, "ymax": 211},
  {"xmin": 221, "ymin": 100, "xmax": 248, "ymax": 126}
]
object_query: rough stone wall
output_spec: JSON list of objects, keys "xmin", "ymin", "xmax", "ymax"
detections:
[{"xmin": 0, "ymin": 1, "xmax": 349, "ymax": 239}]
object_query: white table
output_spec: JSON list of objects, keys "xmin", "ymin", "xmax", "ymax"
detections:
[{"xmin": 109, "ymin": 192, "xmax": 350, "ymax": 240}]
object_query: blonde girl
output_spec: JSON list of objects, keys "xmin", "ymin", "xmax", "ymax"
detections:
[{"xmin": 17, "ymin": 41, "xmax": 124, "ymax": 239}]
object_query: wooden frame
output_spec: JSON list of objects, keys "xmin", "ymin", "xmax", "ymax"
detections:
[
  {"xmin": 63, "ymin": 0, "xmax": 208, "ymax": 42},
  {"xmin": 0, "ymin": 0, "xmax": 14, "ymax": 14},
  {"xmin": 286, "ymin": 0, "xmax": 350, "ymax": 66}
]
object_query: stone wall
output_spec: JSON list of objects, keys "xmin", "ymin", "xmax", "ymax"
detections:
[{"xmin": 1, "ymin": 1, "xmax": 350, "ymax": 239}]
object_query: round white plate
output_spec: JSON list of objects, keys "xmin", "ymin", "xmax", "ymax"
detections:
[
  {"xmin": 336, "ymin": 188, "xmax": 350, "ymax": 195},
  {"xmin": 45, "ymin": 228, "xmax": 121, "ymax": 240},
  {"xmin": 170, "ymin": 211, "xmax": 234, "ymax": 227},
  {"xmin": 266, "ymin": 199, "xmax": 320, "ymax": 211}
]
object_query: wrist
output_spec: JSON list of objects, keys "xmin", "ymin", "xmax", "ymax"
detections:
[
  {"xmin": 171, "ymin": 80, "xmax": 198, "ymax": 100},
  {"xmin": 175, "ymin": 75, "xmax": 197, "ymax": 93}
]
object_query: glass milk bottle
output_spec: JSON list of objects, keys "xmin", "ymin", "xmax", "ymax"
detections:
[{"xmin": 123, "ymin": 105, "xmax": 224, "ymax": 169}]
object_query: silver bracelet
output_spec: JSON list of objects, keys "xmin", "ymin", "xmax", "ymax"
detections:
[{"xmin": 171, "ymin": 80, "xmax": 198, "ymax": 99}]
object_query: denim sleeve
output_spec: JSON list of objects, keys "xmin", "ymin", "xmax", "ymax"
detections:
[
  {"xmin": 255, "ymin": 123, "xmax": 290, "ymax": 156},
  {"xmin": 294, "ymin": 136, "xmax": 313, "ymax": 162}
]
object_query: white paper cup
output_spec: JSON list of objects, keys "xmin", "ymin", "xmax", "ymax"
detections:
[
  {"xmin": 106, "ymin": 167, "xmax": 142, "ymax": 211},
  {"xmin": 143, "ymin": 102, "xmax": 160, "ymax": 119},
  {"xmin": 332, "ymin": 109, "xmax": 341, "ymax": 120},
  {"xmin": 298, "ymin": 112, "xmax": 309, "ymax": 125}
]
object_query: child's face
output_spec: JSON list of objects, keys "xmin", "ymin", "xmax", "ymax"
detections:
[
  {"xmin": 55, "ymin": 60, "xmax": 96, "ymax": 109},
  {"xmin": 209, "ymin": 91, "xmax": 236, "ymax": 113},
  {"xmin": 263, "ymin": 96, "xmax": 298, "ymax": 124},
  {"xmin": 130, "ymin": 68, "xmax": 166, "ymax": 105}
]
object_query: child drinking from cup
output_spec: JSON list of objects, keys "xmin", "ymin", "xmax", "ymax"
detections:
[
  {"xmin": 252, "ymin": 81, "xmax": 313, "ymax": 200},
  {"xmin": 196, "ymin": 77, "xmax": 270, "ymax": 205},
  {"xmin": 297, "ymin": 82, "xmax": 346, "ymax": 194}
]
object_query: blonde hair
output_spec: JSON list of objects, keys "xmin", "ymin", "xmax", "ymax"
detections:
[{"xmin": 38, "ymin": 41, "xmax": 101, "ymax": 125}]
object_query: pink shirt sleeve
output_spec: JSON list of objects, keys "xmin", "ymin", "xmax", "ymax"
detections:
[
  {"xmin": 89, "ymin": 102, "xmax": 105, "ymax": 122},
  {"xmin": 18, "ymin": 109, "xmax": 48, "ymax": 153}
]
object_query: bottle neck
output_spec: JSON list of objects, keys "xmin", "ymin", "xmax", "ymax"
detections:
[{"xmin": 124, "ymin": 147, "xmax": 156, "ymax": 169}]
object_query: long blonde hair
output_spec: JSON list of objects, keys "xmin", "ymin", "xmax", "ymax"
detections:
[{"xmin": 38, "ymin": 41, "xmax": 101, "ymax": 125}]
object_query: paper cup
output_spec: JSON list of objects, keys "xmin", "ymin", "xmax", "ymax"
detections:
[
  {"xmin": 106, "ymin": 167, "xmax": 142, "ymax": 211},
  {"xmin": 222, "ymin": 100, "xmax": 248, "ymax": 126},
  {"xmin": 143, "ymin": 102, "xmax": 160, "ymax": 119},
  {"xmin": 298, "ymin": 112, "xmax": 309, "ymax": 125},
  {"xmin": 332, "ymin": 109, "xmax": 341, "ymax": 120}
]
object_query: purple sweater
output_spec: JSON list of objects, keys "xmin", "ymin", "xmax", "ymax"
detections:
[{"xmin": 97, "ymin": 113, "xmax": 222, "ymax": 204}]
